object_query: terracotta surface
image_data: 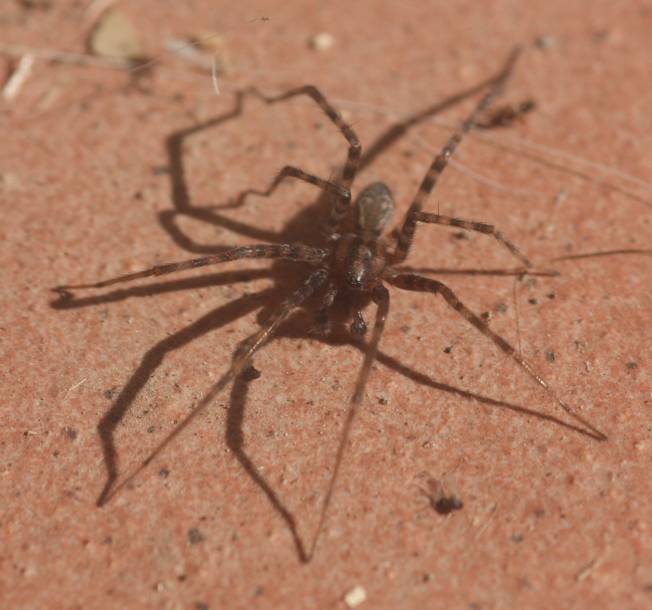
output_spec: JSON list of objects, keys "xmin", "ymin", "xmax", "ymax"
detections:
[{"xmin": 2, "ymin": 1, "xmax": 652, "ymax": 609}]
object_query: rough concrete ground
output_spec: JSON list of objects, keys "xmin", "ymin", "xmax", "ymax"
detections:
[{"xmin": 1, "ymin": 1, "xmax": 651, "ymax": 609}]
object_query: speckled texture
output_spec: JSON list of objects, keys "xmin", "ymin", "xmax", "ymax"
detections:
[{"xmin": 2, "ymin": 1, "xmax": 652, "ymax": 609}]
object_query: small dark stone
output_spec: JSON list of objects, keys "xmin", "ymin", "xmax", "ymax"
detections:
[
  {"xmin": 63, "ymin": 427, "xmax": 78, "ymax": 440},
  {"xmin": 433, "ymin": 495, "xmax": 463, "ymax": 515},
  {"xmin": 528, "ymin": 298, "xmax": 538, "ymax": 305},
  {"xmin": 511, "ymin": 533, "xmax": 524, "ymax": 543},
  {"xmin": 546, "ymin": 351, "xmax": 556, "ymax": 362},
  {"xmin": 159, "ymin": 468, "xmax": 170, "ymax": 478},
  {"xmin": 626, "ymin": 361, "xmax": 638, "ymax": 370},
  {"xmin": 188, "ymin": 528, "xmax": 205, "ymax": 544}
]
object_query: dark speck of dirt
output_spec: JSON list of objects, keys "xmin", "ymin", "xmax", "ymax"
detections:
[
  {"xmin": 188, "ymin": 528, "xmax": 205, "ymax": 544},
  {"xmin": 452, "ymin": 231, "xmax": 468, "ymax": 240},
  {"xmin": 626, "ymin": 361, "xmax": 638, "ymax": 370},
  {"xmin": 546, "ymin": 351, "xmax": 556, "ymax": 362},
  {"xmin": 195, "ymin": 603, "xmax": 209, "ymax": 610},
  {"xmin": 495, "ymin": 302, "xmax": 508, "ymax": 314},
  {"xmin": 241, "ymin": 365, "xmax": 261, "ymax": 381},
  {"xmin": 528, "ymin": 298, "xmax": 538, "ymax": 305},
  {"xmin": 546, "ymin": 292, "xmax": 556, "ymax": 300},
  {"xmin": 104, "ymin": 387, "xmax": 118, "ymax": 400},
  {"xmin": 378, "ymin": 396, "xmax": 389, "ymax": 405},
  {"xmin": 63, "ymin": 427, "xmax": 78, "ymax": 440},
  {"xmin": 147, "ymin": 426, "xmax": 156, "ymax": 433},
  {"xmin": 434, "ymin": 496, "xmax": 463, "ymax": 515},
  {"xmin": 443, "ymin": 346, "xmax": 452, "ymax": 354},
  {"xmin": 159, "ymin": 468, "xmax": 170, "ymax": 478},
  {"xmin": 511, "ymin": 532, "xmax": 524, "ymax": 543}
]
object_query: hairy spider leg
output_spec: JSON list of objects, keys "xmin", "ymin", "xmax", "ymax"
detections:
[
  {"xmin": 385, "ymin": 271, "xmax": 607, "ymax": 441},
  {"xmin": 393, "ymin": 266, "xmax": 558, "ymax": 278},
  {"xmin": 226, "ymin": 165, "xmax": 350, "ymax": 214},
  {"xmin": 56, "ymin": 243, "xmax": 327, "ymax": 290},
  {"xmin": 313, "ymin": 282, "xmax": 339, "ymax": 335},
  {"xmin": 97, "ymin": 267, "xmax": 330, "ymax": 506},
  {"xmin": 405, "ymin": 211, "xmax": 533, "ymax": 268},
  {"xmin": 394, "ymin": 47, "xmax": 522, "ymax": 263},
  {"xmin": 550, "ymin": 249, "xmax": 652, "ymax": 263},
  {"xmin": 247, "ymin": 85, "xmax": 361, "ymax": 237}
]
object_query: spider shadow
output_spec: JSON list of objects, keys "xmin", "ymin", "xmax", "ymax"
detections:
[{"xmin": 51, "ymin": 73, "xmax": 598, "ymax": 563}]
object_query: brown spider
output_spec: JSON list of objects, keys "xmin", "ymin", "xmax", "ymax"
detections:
[{"xmin": 58, "ymin": 46, "xmax": 605, "ymax": 560}]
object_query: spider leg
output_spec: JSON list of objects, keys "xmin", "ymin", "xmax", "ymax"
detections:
[
  {"xmin": 248, "ymin": 85, "xmax": 361, "ymax": 235},
  {"xmin": 350, "ymin": 310, "xmax": 367, "ymax": 336},
  {"xmin": 394, "ymin": 47, "xmax": 521, "ymax": 264},
  {"xmin": 398, "ymin": 211, "xmax": 533, "ymax": 267},
  {"xmin": 309, "ymin": 284, "xmax": 390, "ymax": 559},
  {"xmin": 227, "ymin": 165, "xmax": 350, "ymax": 211},
  {"xmin": 549, "ymin": 249, "xmax": 652, "ymax": 263},
  {"xmin": 57, "ymin": 243, "xmax": 327, "ymax": 290},
  {"xmin": 394, "ymin": 265, "xmax": 558, "ymax": 278},
  {"xmin": 98, "ymin": 267, "xmax": 329, "ymax": 505},
  {"xmin": 312, "ymin": 282, "xmax": 338, "ymax": 336},
  {"xmin": 385, "ymin": 272, "xmax": 607, "ymax": 441},
  {"xmin": 476, "ymin": 99, "xmax": 536, "ymax": 129}
]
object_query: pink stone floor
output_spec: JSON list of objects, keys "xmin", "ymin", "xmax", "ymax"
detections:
[{"xmin": 2, "ymin": 1, "xmax": 651, "ymax": 609}]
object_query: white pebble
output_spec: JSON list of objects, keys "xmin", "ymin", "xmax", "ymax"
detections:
[
  {"xmin": 344, "ymin": 585, "xmax": 366, "ymax": 608},
  {"xmin": 309, "ymin": 32, "xmax": 335, "ymax": 52}
]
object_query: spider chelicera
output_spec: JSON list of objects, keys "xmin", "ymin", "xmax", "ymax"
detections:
[{"xmin": 58, "ymin": 46, "xmax": 605, "ymax": 560}]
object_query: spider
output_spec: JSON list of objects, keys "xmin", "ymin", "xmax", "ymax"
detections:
[{"xmin": 58, "ymin": 46, "xmax": 605, "ymax": 560}]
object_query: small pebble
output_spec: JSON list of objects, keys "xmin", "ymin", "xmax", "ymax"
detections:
[
  {"xmin": 308, "ymin": 32, "xmax": 335, "ymax": 51},
  {"xmin": 344, "ymin": 585, "xmax": 366, "ymax": 608},
  {"xmin": 534, "ymin": 35, "xmax": 555, "ymax": 49}
]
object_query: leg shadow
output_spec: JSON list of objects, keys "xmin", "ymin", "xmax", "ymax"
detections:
[
  {"xmin": 227, "ymin": 366, "xmax": 310, "ymax": 562},
  {"xmin": 96, "ymin": 288, "xmax": 274, "ymax": 506}
]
